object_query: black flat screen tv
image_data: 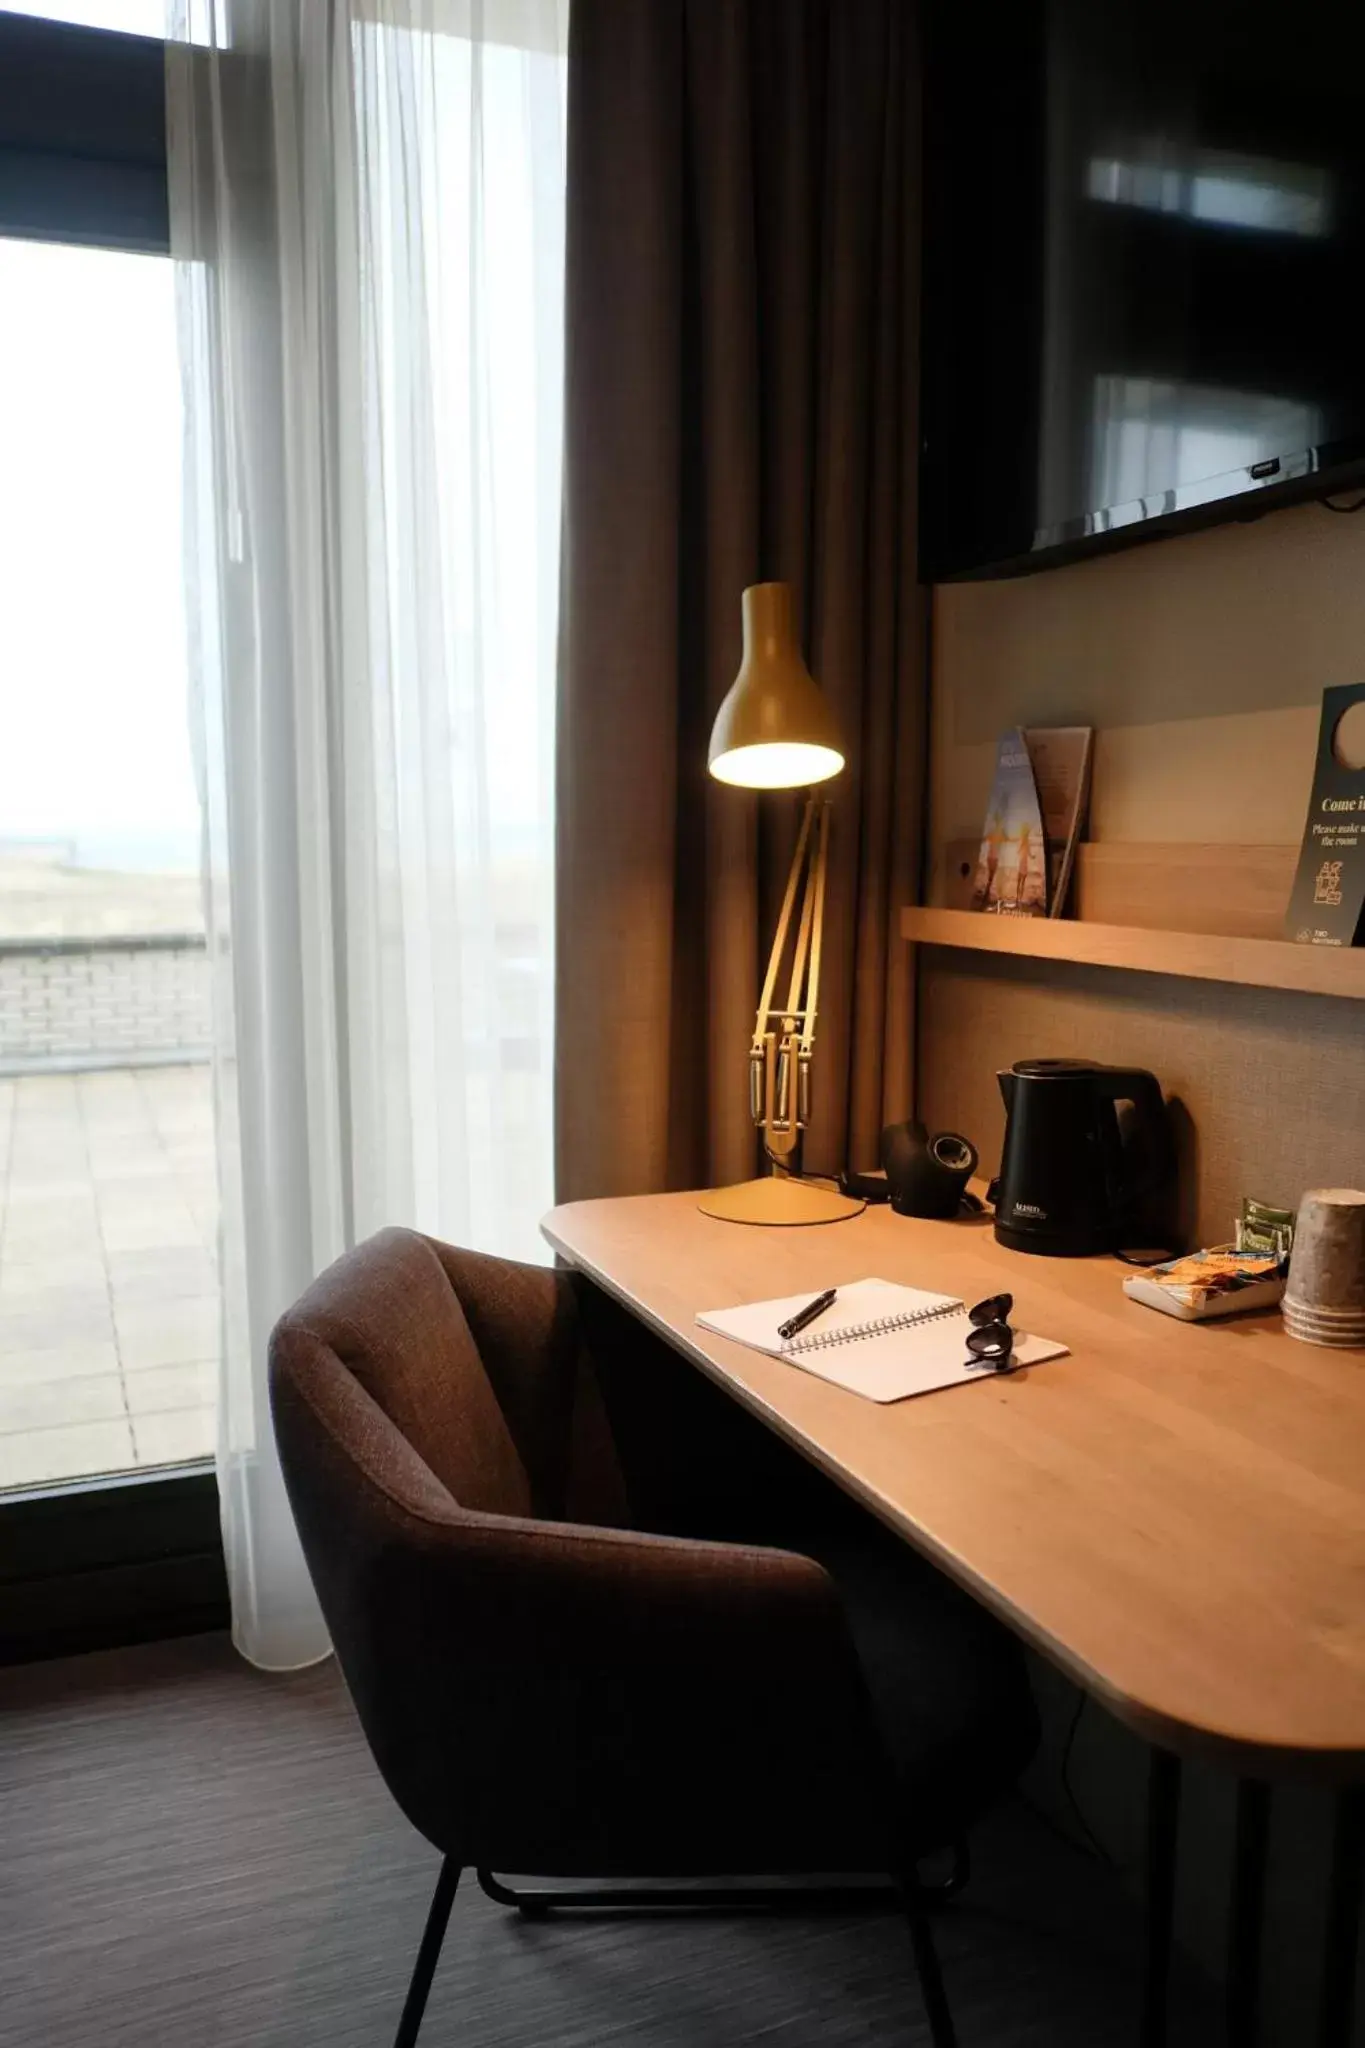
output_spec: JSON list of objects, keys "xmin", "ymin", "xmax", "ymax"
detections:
[{"xmin": 920, "ymin": 0, "xmax": 1365, "ymax": 580}]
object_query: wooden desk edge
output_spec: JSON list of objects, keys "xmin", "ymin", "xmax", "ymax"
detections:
[{"xmin": 544, "ymin": 1204, "xmax": 1365, "ymax": 1781}]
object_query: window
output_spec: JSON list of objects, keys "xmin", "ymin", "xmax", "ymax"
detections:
[
  {"xmin": 0, "ymin": 234, "xmax": 220, "ymax": 1492},
  {"xmin": 1, "ymin": 12, "xmax": 221, "ymax": 1514}
]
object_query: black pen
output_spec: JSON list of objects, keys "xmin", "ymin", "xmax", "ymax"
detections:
[{"xmin": 778, "ymin": 1287, "xmax": 837, "ymax": 1342}]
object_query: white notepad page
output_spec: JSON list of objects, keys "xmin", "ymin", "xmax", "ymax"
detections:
[{"xmin": 696, "ymin": 1277, "xmax": 1068, "ymax": 1404}]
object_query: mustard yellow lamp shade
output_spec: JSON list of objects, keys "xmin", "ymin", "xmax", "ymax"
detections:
[{"xmin": 708, "ymin": 582, "xmax": 844, "ymax": 789}]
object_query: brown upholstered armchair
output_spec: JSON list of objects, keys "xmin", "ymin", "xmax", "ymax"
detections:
[{"xmin": 270, "ymin": 1228, "xmax": 1039, "ymax": 2048}]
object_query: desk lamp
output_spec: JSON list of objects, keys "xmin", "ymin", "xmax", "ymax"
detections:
[{"xmin": 699, "ymin": 583, "xmax": 864, "ymax": 1226}]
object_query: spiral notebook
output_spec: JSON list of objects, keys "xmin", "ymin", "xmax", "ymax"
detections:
[{"xmin": 696, "ymin": 1278, "xmax": 1067, "ymax": 1404}]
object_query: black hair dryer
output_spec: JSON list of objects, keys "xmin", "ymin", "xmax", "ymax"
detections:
[{"xmin": 881, "ymin": 1120, "xmax": 980, "ymax": 1220}]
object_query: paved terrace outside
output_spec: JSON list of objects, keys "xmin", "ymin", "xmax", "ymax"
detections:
[{"xmin": 0, "ymin": 1064, "xmax": 218, "ymax": 1490}]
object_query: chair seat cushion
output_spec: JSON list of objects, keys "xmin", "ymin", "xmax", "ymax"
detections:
[
  {"xmin": 594, "ymin": 1322, "xmax": 1041, "ymax": 1863},
  {"xmin": 667, "ymin": 1425, "xmax": 1039, "ymax": 1859},
  {"xmin": 801, "ymin": 1514, "xmax": 1040, "ymax": 1860},
  {"xmin": 664, "ymin": 1471, "xmax": 1041, "ymax": 1863}
]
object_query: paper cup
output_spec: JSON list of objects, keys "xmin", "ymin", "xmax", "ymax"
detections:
[{"xmin": 1285, "ymin": 1190, "xmax": 1365, "ymax": 1315}]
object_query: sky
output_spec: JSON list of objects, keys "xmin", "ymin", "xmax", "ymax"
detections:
[
  {"xmin": 0, "ymin": 7, "xmax": 196, "ymax": 870},
  {"xmin": 0, "ymin": 5, "xmax": 565, "ymax": 875},
  {"xmin": 0, "ymin": 235, "xmax": 201, "ymax": 866},
  {"xmin": 0, "ymin": 2, "xmax": 169, "ymax": 32}
]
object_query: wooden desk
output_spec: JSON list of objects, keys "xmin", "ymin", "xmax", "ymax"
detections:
[
  {"xmin": 544, "ymin": 1191, "xmax": 1365, "ymax": 2045},
  {"xmin": 546, "ymin": 1190, "xmax": 1365, "ymax": 1771}
]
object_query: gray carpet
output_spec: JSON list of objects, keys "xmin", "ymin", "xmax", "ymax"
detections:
[{"xmin": 0, "ymin": 1634, "xmax": 1215, "ymax": 2047}]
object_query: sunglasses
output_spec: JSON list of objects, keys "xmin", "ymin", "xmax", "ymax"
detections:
[{"xmin": 964, "ymin": 1293, "xmax": 1019, "ymax": 1374}]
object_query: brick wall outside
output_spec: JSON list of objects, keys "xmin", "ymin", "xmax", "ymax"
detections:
[{"xmin": 0, "ymin": 938, "xmax": 211, "ymax": 1072}]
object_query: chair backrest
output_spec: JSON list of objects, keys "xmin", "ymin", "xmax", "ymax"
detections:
[{"xmin": 268, "ymin": 1227, "xmax": 628, "ymax": 1854}]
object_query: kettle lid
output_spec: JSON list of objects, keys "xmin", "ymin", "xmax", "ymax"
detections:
[{"xmin": 1009, "ymin": 1058, "xmax": 1103, "ymax": 1080}]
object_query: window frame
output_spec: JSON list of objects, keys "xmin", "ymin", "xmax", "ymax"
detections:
[
  {"xmin": 0, "ymin": 12, "xmax": 170, "ymax": 250},
  {"xmin": 0, "ymin": 10, "xmax": 225, "ymax": 1663}
]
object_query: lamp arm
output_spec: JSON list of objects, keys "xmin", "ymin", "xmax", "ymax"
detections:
[
  {"xmin": 800, "ymin": 802, "xmax": 831, "ymax": 1059},
  {"xmin": 752, "ymin": 794, "xmax": 815, "ymax": 1045},
  {"xmin": 749, "ymin": 796, "xmax": 817, "ymax": 1141},
  {"xmin": 784, "ymin": 844, "xmax": 816, "ymax": 1022},
  {"xmin": 749, "ymin": 795, "xmax": 831, "ymax": 1167}
]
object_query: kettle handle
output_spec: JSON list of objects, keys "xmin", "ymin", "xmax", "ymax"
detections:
[{"xmin": 1093, "ymin": 1067, "xmax": 1172, "ymax": 1207}]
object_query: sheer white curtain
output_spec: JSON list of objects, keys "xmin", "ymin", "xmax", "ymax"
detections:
[{"xmin": 166, "ymin": 0, "xmax": 567, "ymax": 1669}]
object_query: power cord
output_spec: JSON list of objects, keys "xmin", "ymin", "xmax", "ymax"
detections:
[
  {"xmin": 762, "ymin": 1142, "xmax": 845, "ymax": 1191},
  {"xmin": 1321, "ymin": 491, "xmax": 1365, "ymax": 514},
  {"xmin": 1016, "ymin": 1691, "xmax": 1118, "ymax": 1869}
]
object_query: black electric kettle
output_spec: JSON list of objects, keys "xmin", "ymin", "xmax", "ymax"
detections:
[{"xmin": 991, "ymin": 1058, "xmax": 1173, "ymax": 1256}]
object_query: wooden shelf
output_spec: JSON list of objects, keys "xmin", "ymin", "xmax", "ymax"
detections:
[{"xmin": 900, "ymin": 905, "xmax": 1365, "ymax": 1000}]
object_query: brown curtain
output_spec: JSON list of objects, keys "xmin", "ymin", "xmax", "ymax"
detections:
[{"xmin": 555, "ymin": 0, "xmax": 926, "ymax": 1203}]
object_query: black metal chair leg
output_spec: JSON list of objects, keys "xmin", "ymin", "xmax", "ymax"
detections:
[
  {"xmin": 1142, "ymin": 1748, "xmax": 1182, "ymax": 2048},
  {"xmin": 901, "ymin": 1879, "xmax": 960, "ymax": 2048},
  {"xmin": 478, "ymin": 1861, "xmax": 958, "ymax": 2043},
  {"xmin": 394, "ymin": 1857, "xmax": 461, "ymax": 2048},
  {"xmin": 916, "ymin": 1837, "xmax": 972, "ymax": 1909},
  {"xmin": 475, "ymin": 1867, "xmax": 899, "ymax": 1917}
]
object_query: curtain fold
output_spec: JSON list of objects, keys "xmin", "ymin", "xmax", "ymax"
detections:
[
  {"xmin": 167, "ymin": 0, "xmax": 567, "ymax": 1669},
  {"xmin": 556, "ymin": 0, "xmax": 926, "ymax": 1205}
]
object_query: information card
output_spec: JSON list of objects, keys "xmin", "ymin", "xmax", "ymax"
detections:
[{"xmin": 1287, "ymin": 682, "xmax": 1365, "ymax": 947}]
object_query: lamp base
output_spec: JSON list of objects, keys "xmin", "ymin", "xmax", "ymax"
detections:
[{"xmin": 697, "ymin": 1176, "xmax": 865, "ymax": 1226}]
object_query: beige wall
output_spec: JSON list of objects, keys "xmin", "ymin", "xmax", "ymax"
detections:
[
  {"xmin": 918, "ymin": 952, "xmax": 1364, "ymax": 1248},
  {"xmin": 928, "ymin": 498, "xmax": 1365, "ymax": 895},
  {"xmin": 920, "ymin": 496, "xmax": 1365, "ymax": 1243}
]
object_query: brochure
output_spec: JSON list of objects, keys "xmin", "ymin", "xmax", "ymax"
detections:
[{"xmin": 971, "ymin": 725, "xmax": 1093, "ymax": 917}]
